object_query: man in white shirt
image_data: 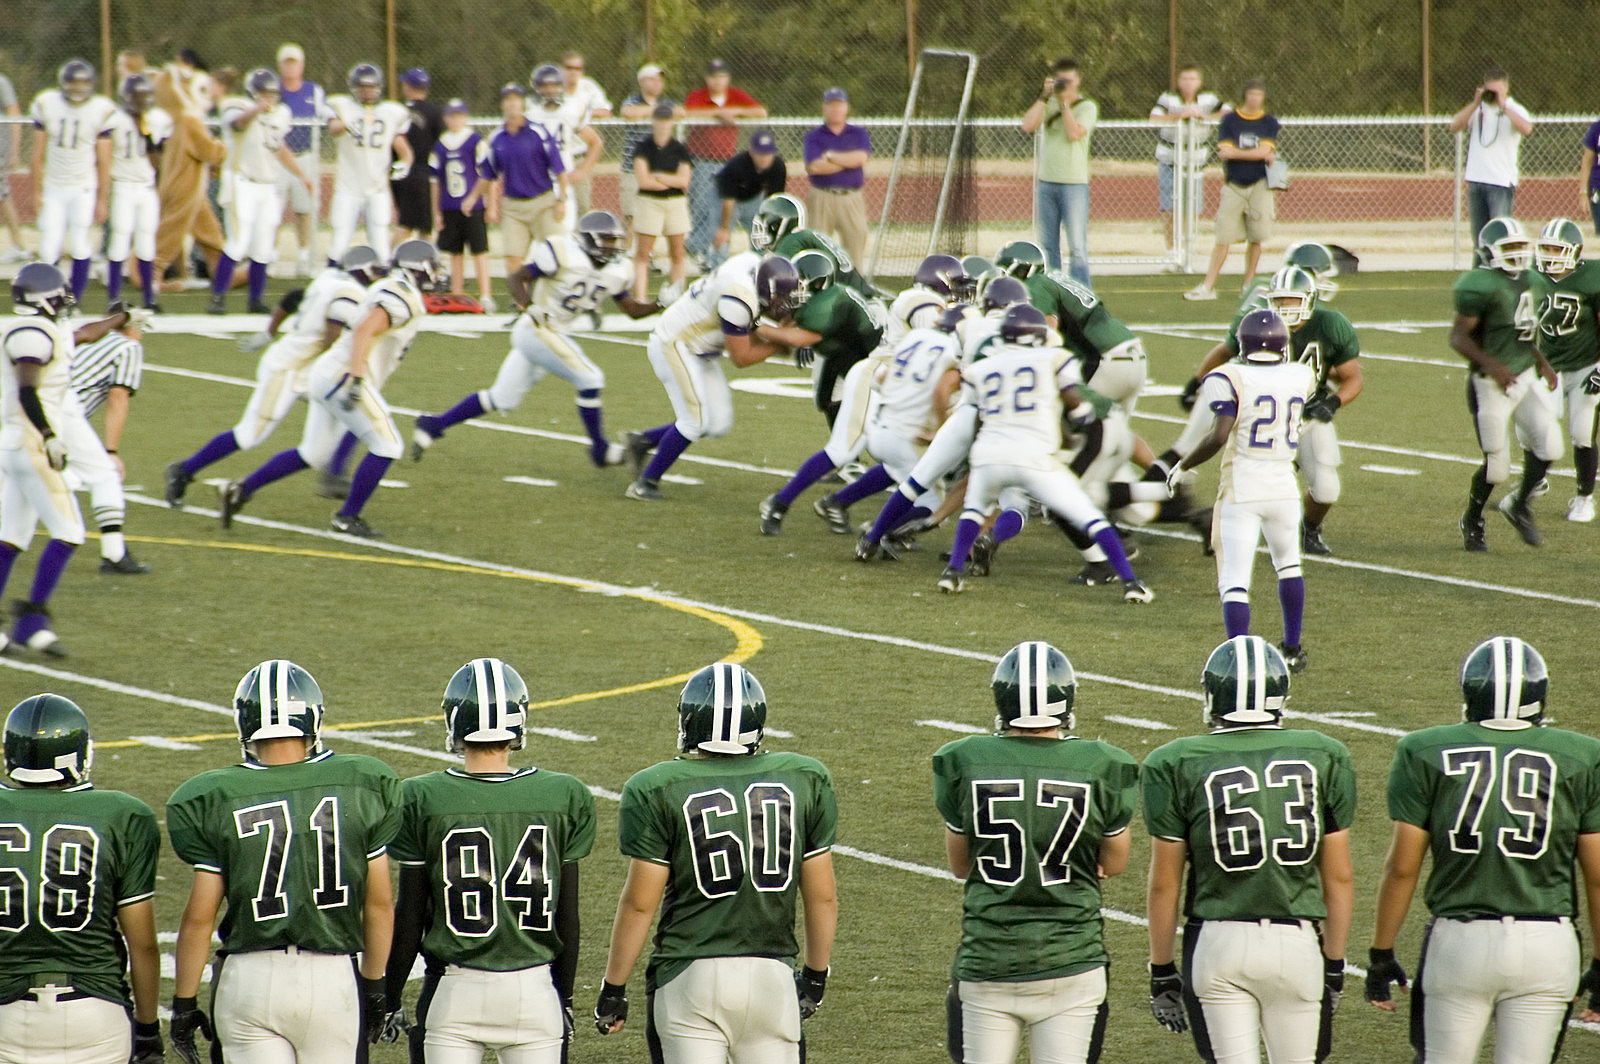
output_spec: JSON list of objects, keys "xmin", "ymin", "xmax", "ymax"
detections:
[
  {"xmin": 1450, "ymin": 68, "xmax": 1533, "ymax": 249},
  {"xmin": 559, "ymin": 52, "xmax": 612, "ymax": 215},
  {"xmin": 1150, "ymin": 65, "xmax": 1223, "ymax": 254}
]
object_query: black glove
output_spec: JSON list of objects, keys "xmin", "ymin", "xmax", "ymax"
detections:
[
  {"xmin": 361, "ymin": 976, "xmax": 387, "ymax": 1044},
  {"xmin": 379, "ymin": 1005, "xmax": 410, "ymax": 1044},
  {"xmin": 168, "ymin": 997, "xmax": 213, "ymax": 1064},
  {"xmin": 1149, "ymin": 961, "xmax": 1187, "ymax": 1032},
  {"xmin": 594, "ymin": 981, "xmax": 628, "ymax": 1034},
  {"xmin": 1304, "ymin": 394, "xmax": 1342, "ymax": 422},
  {"xmin": 1363, "ymin": 947, "xmax": 1408, "ymax": 1004},
  {"xmin": 1324, "ymin": 957, "xmax": 1346, "ymax": 1013},
  {"xmin": 795, "ymin": 965, "xmax": 828, "ymax": 1020},
  {"xmin": 1584, "ymin": 368, "xmax": 1600, "ymax": 396},
  {"xmin": 794, "ymin": 346, "xmax": 815, "ymax": 369},
  {"xmin": 1578, "ymin": 956, "xmax": 1600, "ymax": 1011},
  {"xmin": 131, "ymin": 1019, "xmax": 164, "ymax": 1063},
  {"xmin": 1179, "ymin": 376, "xmax": 1201, "ymax": 412}
]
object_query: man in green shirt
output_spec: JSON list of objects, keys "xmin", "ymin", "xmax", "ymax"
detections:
[
  {"xmin": 595, "ymin": 663, "xmax": 838, "ymax": 1064},
  {"xmin": 1366, "ymin": 636, "xmax": 1600, "ymax": 1061},
  {"xmin": 166, "ymin": 660, "xmax": 402, "ymax": 1064},
  {"xmin": 1451, "ymin": 216, "xmax": 1562, "ymax": 551},
  {"xmin": 0, "ymin": 694, "xmax": 161, "ymax": 1064},
  {"xmin": 1530, "ymin": 217, "xmax": 1600, "ymax": 522},
  {"xmin": 383, "ymin": 657, "xmax": 596, "ymax": 1063},
  {"xmin": 933, "ymin": 641, "xmax": 1138, "ymax": 1064},
  {"xmin": 1144, "ymin": 636, "xmax": 1355, "ymax": 1064},
  {"xmin": 1021, "ymin": 58, "xmax": 1097, "ymax": 287}
]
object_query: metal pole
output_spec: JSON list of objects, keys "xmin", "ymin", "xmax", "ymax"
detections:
[
  {"xmin": 1421, "ymin": 0, "xmax": 1431, "ymax": 170},
  {"xmin": 1171, "ymin": 119, "xmax": 1186, "ymax": 270},
  {"xmin": 868, "ymin": 56, "xmax": 926, "ymax": 281},
  {"xmin": 906, "ymin": 0, "xmax": 918, "ymax": 87},
  {"xmin": 100, "ymin": 0, "xmax": 113, "ymax": 94},
  {"xmin": 644, "ymin": 0, "xmax": 655, "ymax": 61},
  {"xmin": 1168, "ymin": 0, "xmax": 1178, "ymax": 91},
  {"xmin": 927, "ymin": 53, "xmax": 978, "ymax": 257},
  {"xmin": 386, "ymin": 0, "xmax": 398, "ymax": 98}
]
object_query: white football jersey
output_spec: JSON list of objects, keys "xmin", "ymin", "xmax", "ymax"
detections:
[
  {"xmin": 312, "ymin": 274, "xmax": 426, "ymax": 390},
  {"xmin": 104, "ymin": 107, "xmax": 172, "ymax": 185},
  {"xmin": 1199, "ymin": 360, "xmax": 1315, "ymax": 504},
  {"xmin": 528, "ymin": 96, "xmax": 592, "ymax": 170},
  {"xmin": 884, "ymin": 285, "xmax": 946, "ymax": 346},
  {"xmin": 264, "ymin": 268, "xmax": 367, "ymax": 379},
  {"xmin": 874, "ymin": 327, "xmax": 961, "ymax": 440},
  {"xmin": 957, "ymin": 310, "xmax": 1062, "ymax": 367},
  {"xmin": 0, "ymin": 316, "xmax": 74, "ymax": 450},
  {"xmin": 222, "ymin": 98, "xmax": 293, "ymax": 183},
  {"xmin": 29, "ymin": 91, "xmax": 116, "ymax": 188},
  {"xmin": 654, "ymin": 255, "xmax": 759, "ymax": 357},
  {"xmin": 523, "ymin": 236, "xmax": 632, "ymax": 327},
  {"xmin": 327, "ymin": 96, "xmax": 411, "ymax": 195},
  {"xmin": 965, "ymin": 342, "xmax": 1081, "ymax": 471}
]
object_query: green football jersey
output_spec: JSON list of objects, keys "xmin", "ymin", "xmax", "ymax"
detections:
[
  {"xmin": 1531, "ymin": 260, "xmax": 1600, "ymax": 372},
  {"xmin": 167, "ymin": 750, "xmax": 402, "ymax": 956},
  {"xmin": 774, "ymin": 229, "xmax": 876, "ymax": 300},
  {"xmin": 1386, "ymin": 721, "xmax": 1600, "ymax": 919},
  {"xmin": 1226, "ymin": 305, "xmax": 1359, "ymax": 398},
  {"xmin": 793, "ymin": 284, "xmax": 883, "ymax": 369},
  {"xmin": 1142, "ymin": 727, "xmax": 1357, "ymax": 921},
  {"xmin": 617, "ymin": 751, "xmax": 837, "ymax": 988},
  {"xmin": 1024, "ymin": 269, "xmax": 1137, "ymax": 365},
  {"xmin": 389, "ymin": 767, "xmax": 596, "ymax": 971},
  {"xmin": 932, "ymin": 734, "xmax": 1139, "ymax": 982},
  {"xmin": 0, "ymin": 784, "xmax": 158, "ymax": 1006},
  {"xmin": 1452, "ymin": 267, "xmax": 1538, "ymax": 373}
]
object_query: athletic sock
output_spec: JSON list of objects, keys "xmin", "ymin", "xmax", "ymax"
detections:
[
  {"xmin": 240, "ymin": 449, "xmax": 310, "ymax": 496},
  {"xmin": 1048, "ymin": 510, "xmax": 1096, "ymax": 550},
  {"xmin": 866, "ymin": 483, "xmax": 921, "ymax": 544},
  {"xmin": 247, "ymin": 260, "xmax": 268, "ymax": 306},
  {"xmin": 832, "ymin": 464, "xmax": 893, "ymax": 507},
  {"xmin": 642, "ymin": 426, "xmax": 692, "ymax": 480},
  {"xmin": 137, "ymin": 259, "xmax": 155, "ymax": 306},
  {"xmin": 776, "ymin": 451, "xmax": 836, "ymax": 508},
  {"xmin": 212, "ymin": 254, "xmax": 237, "ymax": 296},
  {"xmin": 100, "ymin": 529, "xmax": 126, "ymax": 563},
  {"xmin": 28, "ymin": 540, "xmax": 75, "ymax": 604},
  {"xmin": 0, "ymin": 542, "xmax": 18, "ymax": 600},
  {"xmin": 1279, "ymin": 576, "xmax": 1305, "ymax": 647},
  {"xmin": 640, "ymin": 423, "xmax": 672, "ymax": 448},
  {"xmin": 576, "ymin": 389, "xmax": 606, "ymax": 448},
  {"xmin": 1222, "ymin": 599, "xmax": 1251, "ymax": 638},
  {"xmin": 328, "ymin": 432, "xmax": 358, "ymax": 477},
  {"xmin": 991, "ymin": 509, "xmax": 1025, "ymax": 544},
  {"xmin": 69, "ymin": 258, "xmax": 91, "ymax": 302},
  {"xmin": 1518, "ymin": 452, "xmax": 1550, "ymax": 507},
  {"xmin": 1576, "ymin": 446, "xmax": 1598, "ymax": 496},
  {"xmin": 340, "ymin": 454, "xmax": 391, "ymax": 517},
  {"xmin": 435, "ymin": 392, "xmax": 486, "ymax": 431},
  {"xmin": 106, "ymin": 260, "xmax": 124, "ymax": 303},
  {"xmin": 1092, "ymin": 524, "xmax": 1136, "ymax": 581},
  {"xmin": 1466, "ymin": 464, "xmax": 1491, "ymax": 520},
  {"xmin": 947, "ymin": 517, "xmax": 982, "ymax": 572},
  {"xmin": 183, "ymin": 431, "xmax": 241, "ymax": 476}
]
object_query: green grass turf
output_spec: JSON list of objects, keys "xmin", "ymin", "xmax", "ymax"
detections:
[{"xmin": 3, "ymin": 269, "xmax": 1595, "ymax": 1062}]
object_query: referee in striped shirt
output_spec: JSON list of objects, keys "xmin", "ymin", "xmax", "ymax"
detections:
[{"xmin": 70, "ymin": 313, "xmax": 151, "ymax": 573}]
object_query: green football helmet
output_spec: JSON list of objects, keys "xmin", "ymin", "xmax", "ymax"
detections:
[
  {"xmin": 4, "ymin": 694, "xmax": 92, "ymax": 785},
  {"xmin": 1282, "ymin": 241, "xmax": 1338, "ymax": 300},
  {"xmin": 678, "ymin": 662, "xmax": 767, "ymax": 755},
  {"xmin": 1264, "ymin": 265, "xmax": 1318, "ymax": 328},
  {"xmin": 790, "ymin": 249, "xmax": 836, "ymax": 307},
  {"xmin": 1202, "ymin": 636, "xmax": 1290, "ymax": 729},
  {"xmin": 1535, "ymin": 218, "xmax": 1585, "ymax": 275},
  {"xmin": 1477, "ymin": 217, "xmax": 1532, "ymax": 276},
  {"xmin": 1460, "ymin": 636, "xmax": 1547, "ymax": 729},
  {"xmin": 994, "ymin": 240, "xmax": 1047, "ymax": 280},
  {"xmin": 961, "ymin": 255, "xmax": 994, "ymax": 281},
  {"xmin": 443, "ymin": 657, "xmax": 529, "ymax": 753},
  {"xmin": 750, "ymin": 194, "xmax": 806, "ymax": 252},
  {"xmin": 234, "ymin": 659, "xmax": 325, "ymax": 760},
  {"xmin": 992, "ymin": 640, "xmax": 1076, "ymax": 731}
]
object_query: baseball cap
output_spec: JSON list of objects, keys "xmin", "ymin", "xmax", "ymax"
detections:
[
  {"xmin": 823, "ymin": 87, "xmax": 848, "ymax": 103},
  {"xmin": 400, "ymin": 68, "xmax": 430, "ymax": 88},
  {"xmin": 750, "ymin": 129, "xmax": 777, "ymax": 153},
  {"xmin": 651, "ymin": 102, "xmax": 675, "ymax": 120},
  {"xmin": 706, "ymin": 59, "xmax": 729, "ymax": 75},
  {"xmin": 276, "ymin": 43, "xmax": 304, "ymax": 64},
  {"xmin": 637, "ymin": 63, "xmax": 664, "ymax": 81},
  {"xmin": 500, "ymin": 82, "xmax": 526, "ymax": 99},
  {"xmin": 444, "ymin": 98, "xmax": 469, "ymax": 115}
]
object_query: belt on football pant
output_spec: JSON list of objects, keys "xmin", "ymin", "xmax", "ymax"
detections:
[
  {"xmin": 817, "ymin": 186, "xmax": 860, "ymax": 195},
  {"xmin": 1442, "ymin": 914, "xmax": 1566, "ymax": 923},
  {"xmin": 15, "ymin": 974, "xmax": 88, "ymax": 1003},
  {"xmin": 1209, "ymin": 917, "xmax": 1311, "ymax": 928}
]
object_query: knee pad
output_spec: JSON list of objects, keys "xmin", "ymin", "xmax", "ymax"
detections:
[
  {"xmin": 1275, "ymin": 563, "xmax": 1303, "ymax": 581},
  {"xmin": 1221, "ymin": 587, "xmax": 1250, "ymax": 605},
  {"xmin": 1306, "ymin": 463, "xmax": 1340, "ymax": 504},
  {"xmin": 1484, "ymin": 446, "xmax": 1511, "ymax": 484}
]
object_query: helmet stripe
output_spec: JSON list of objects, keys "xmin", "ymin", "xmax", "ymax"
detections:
[
  {"xmin": 1033, "ymin": 641, "xmax": 1049, "ymax": 715},
  {"xmin": 1492, "ymin": 637, "xmax": 1507, "ymax": 719},
  {"xmin": 490, "ymin": 659, "xmax": 509, "ymax": 732},
  {"xmin": 726, "ymin": 664, "xmax": 741, "ymax": 744},
  {"xmin": 711, "ymin": 663, "xmax": 727, "ymax": 746},
  {"xmin": 1506, "ymin": 637, "xmax": 1523, "ymax": 717},
  {"xmin": 1017, "ymin": 642, "xmax": 1033, "ymax": 717},
  {"xmin": 471, "ymin": 657, "xmax": 492, "ymax": 735},
  {"xmin": 1251, "ymin": 637, "xmax": 1266, "ymax": 718},
  {"xmin": 1232, "ymin": 637, "xmax": 1247, "ymax": 720},
  {"xmin": 272, "ymin": 658, "xmax": 289, "ymax": 730}
]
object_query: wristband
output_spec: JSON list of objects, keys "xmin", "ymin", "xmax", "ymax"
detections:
[{"xmin": 134, "ymin": 1020, "xmax": 160, "ymax": 1036}]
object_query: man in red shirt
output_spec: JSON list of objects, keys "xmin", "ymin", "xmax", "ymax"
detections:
[{"xmin": 684, "ymin": 59, "xmax": 766, "ymax": 269}]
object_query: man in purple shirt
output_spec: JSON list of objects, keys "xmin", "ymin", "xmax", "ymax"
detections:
[
  {"xmin": 485, "ymin": 83, "xmax": 566, "ymax": 280},
  {"xmin": 804, "ymin": 87, "xmax": 871, "ymax": 268},
  {"xmin": 1582, "ymin": 118, "xmax": 1600, "ymax": 235},
  {"xmin": 274, "ymin": 43, "xmax": 324, "ymax": 275}
]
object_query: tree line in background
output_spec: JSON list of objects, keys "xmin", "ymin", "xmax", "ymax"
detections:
[{"xmin": 0, "ymin": 0, "xmax": 1593, "ymax": 119}]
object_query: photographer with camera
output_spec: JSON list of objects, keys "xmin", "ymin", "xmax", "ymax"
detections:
[
  {"xmin": 1451, "ymin": 68, "xmax": 1533, "ymax": 246},
  {"xmin": 1022, "ymin": 57, "xmax": 1098, "ymax": 288}
]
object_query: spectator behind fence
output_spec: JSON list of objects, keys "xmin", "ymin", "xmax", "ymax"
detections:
[
  {"xmin": 1150, "ymin": 64, "xmax": 1223, "ymax": 256},
  {"xmin": 632, "ymin": 103, "xmax": 692, "ymax": 302},
  {"xmin": 1582, "ymin": 116, "xmax": 1600, "ymax": 236},
  {"xmin": 393, "ymin": 68, "xmax": 442, "ymax": 242},
  {"xmin": 804, "ymin": 88, "xmax": 870, "ymax": 269},
  {"xmin": 1185, "ymin": 77, "xmax": 1278, "ymax": 301},
  {"xmin": 560, "ymin": 52, "xmax": 612, "ymax": 214},
  {"xmin": 0, "ymin": 62, "xmax": 24, "ymax": 260},
  {"xmin": 485, "ymin": 82, "xmax": 566, "ymax": 275},
  {"xmin": 619, "ymin": 65, "xmax": 682, "ymax": 233},
  {"xmin": 1021, "ymin": 57, "xmax": 1097, "ymax": 287},
  {"xmin": 1451, "ymin": 68, "xmax": 1532, "ymax": 247},
  {"xmin": 685, "ymin": 59, "xmax": 767, "ymax": 269},
  {"xmin": 274, "ymin": 44, "xmax": 324, "ymax": 276},
  {"xmin": 714, "ymin": 129, "xmax": 786, "ymax": 265}
]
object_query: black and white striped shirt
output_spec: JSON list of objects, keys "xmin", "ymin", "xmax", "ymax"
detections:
[{"xmin": 71, "ymin": 333, "xmax": 143, "ymax": 416}]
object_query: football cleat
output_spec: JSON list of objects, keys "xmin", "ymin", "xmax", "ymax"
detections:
[
  {"xmin": 1279, "ymin": 642, "xmax": 1308, "ymax": 674},
  {"xmin": 206, "ymin": 293, "xmax": 226, "ymax": 315},
  {"xmin": 331, "ymin": 513, "xmax": 384, "ymax": 539},
  {"xmin": 1301, "ymin": 523, "xmax": 1331, "ymax": 556},
  {"xmin": 218, "ymin": 481, "xmax": 247, "ymax": 529},
  {"xmin": 593, "ymin": 441, "xmax": 626, "ymax": 468},
  {"xmin": 247, "ymin": 300, "xmax": 271, "ymax": 315},
  {"xmin": 1495, "ymin": 493, "xmax": 1541, "ymax": 547},
  {"xmin": 626, "ymin": 477, "xmax": 664, "ymax": 501},
  {"xmin": 1459, "ymin": 513, "xmax": 1488, "ymax": 552},
  {"xmin": 623, "ymin": 431, "xmax": 653, "ymax": 477},
  {"xmin": 317, "ymin": 472, "xmax": 352, "ymax": 499},
  {"xmin": 1183, "ymin": 283, "xmax": 1217, "ymax": 301},
  {"xmin": 1567, "ymin": 495, "xmax": 1596, "ymax": 523},
  {"xmin": 1122, "ymin": 579, "xmax": 1154, "ymax": 604},
  {"xmin": 854, "ymin": 533, "xmax": 880, "ymax": 562},
  {"xmin": 967, "ymin": 533, "xmax": 996, "ymax": 577},
  {"xmin": 759, "ymin": 495, "xmax": 788, "ymax": 535},
  {"xmin": 883, "ymin": 526, "xmax": 920, "ymax": 556},
  {"xmin": 1070, "ymin": 560, "xmax": 1118, "ymax": 586},
  {"xmin": 1460, "ymin": 635, "xmax": 1547, "ymax": 728},
  {"xmin": 165, "ymin": 461, "xmax": 193, "ymax": 507},
  {"xmin": 99, "ymin": 552, "xmax": 151, "ymax": 575},
  {"xmin": 10, "ymin": 602, "xmax": 64, "ymax": 659},
  {"xmin": 937, "ymin": 567, "xmax": 964, "ymax": 594},
  {"xmin": 813, "ymin": 494, "xmax": 850, "ymax": 534},
  {"xmin": 410, "ymin": 414, "xmax": 443, "ymax": 460},
  {"xmin": 1527, "ymin": 477, "xmax": 1550, "ymax": 498}
]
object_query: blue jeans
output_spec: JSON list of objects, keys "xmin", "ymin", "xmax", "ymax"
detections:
[
  {"xmin": 1466, "ymin": 181, "xmax": 1515, "ymax": 248},
  {"xmin": 687, "ymin": 159, "xmax": 724, "ymax": 260},
  {"xmin": 1037, "ymin": 180, "xmax": 1090, "ymax": 288},
  {"xmin": 707, "ymin": 195, "xmax": 766, "ymax": 269}
]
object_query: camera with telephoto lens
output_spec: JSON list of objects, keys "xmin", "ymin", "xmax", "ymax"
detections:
[
  {"xmin": 1482, "ymin": 86, "xmax": 1499, "ymax": 104},
  {"xmin": 1055, "ymin": 78, "xmax": 1068, "ymax": 93}
]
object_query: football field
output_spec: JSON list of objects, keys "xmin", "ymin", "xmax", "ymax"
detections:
[{"xmin": 2, "ymin": 270, "xmax": 1597, "ymax": 1062}]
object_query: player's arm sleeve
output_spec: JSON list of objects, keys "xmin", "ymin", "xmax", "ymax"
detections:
[
  {"xmin": 718, "ymin": 293, "xmax": 755, "ymax": 336},
  {"xmin": 525, "ymin": 238, "xmax": 561, "ymax": 278},
  {"xmin": 1577, "ymin": 744, "xmax": 1600, "ymax": 834},
  {"xmin": 374, "ymin": 287, "xmax": 415, "ymax": 330},
  {"xmin": 165, "ymin": 789, "xmax": 224, "ymax": 873},
  {"xmin": 1323, "ymin": 741, "xmax": 1359, "ymax": 833},
  {"xmin": 565, "ymin": 781, "xmax": 598, "ymax": 862},
  {"xmin": 116, "ymin": 801, "xmax": 162, "ymax": 906},
  {"xmin": 804, "ymin": 763, "xmax": 839, "ymax": 857},
  {"xmin": 112, "ymin": 342, "xmax": 143, "ymax": 393},
  {"xmin": 1053, "ymin": 351, "xmax": 1083, "ymax": 391},
  {"xmin": 367, "ymin": 768, "xmax": 405, "ymax": 857},
  {"xmin": 1140, "ymin": 750, "xmax": 1186, "ymax": 840},
  {"xmin": 551, "ymin": 861, "xmax": 580, "ymax": 1007},
  {"xmin": 29, "ymin": 96, "xmax": 44, "ymax": 129},
  {"xmin": 384, "ymin": 863, "xmax": 429, "ymax": 1008},
  {"xmin": 386, "ymin": 783, "xmax": 425, "ymax": 868},
  {"xmin": 1101, "ymin": 748, "xmax": 1141, "ymax": 836},
  {"xmin": 1329, "ymin": 314, "xmax": 1361, "ymax": 364},
  {"xmin": 931, "ymin": 746, "xmax": 967, "ymax": 833},
  {"xmin": 1384, "ymin": 740, "xmax": 1432, "ymax": 828},
  {"xmin": 5, "ymin": 326, "xmax": 55, "ymax": 366},
  {"xmin": 1451, "ymin": 275, "xmax": 1488, "ymax": 318},
  {"xmin": 617, "ymin": 778, "xmax": 671, "ymax": 865},
  {"xmin": 325, "ymin": 294, "xmax": 361, "ymax": 329},
  {"xmin": 1198, "ymin": 371, "xmax": 1238, "ymax": 417}
]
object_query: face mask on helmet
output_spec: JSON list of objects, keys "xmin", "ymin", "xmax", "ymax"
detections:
[
  {"xmin": 750, "ymin": 195, "xmax": 805, "ymax": 251},
  {"xmin": 1264, "ymin": 267, "xmax": 1317, "ymax": 328},
  {"xmin": 577, "ymin": 211, "xmax": 627, "ymax": 265},
  {"xmin": 995, "ymin": 240, "xmax": 1046, "ymax": 279},
  {"xmin": 1535, "ymin": 219, "xmax": 1583, "ymax": 274},
  {"xmin": 60, "ymin": 61, "xmax": 95, "ymax": 104},
  {"xmin": 1479, "ymin": 218, "xmax": 1532, "ymax": 276}
]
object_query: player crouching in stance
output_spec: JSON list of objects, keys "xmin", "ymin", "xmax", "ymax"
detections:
[
  {"xmin": 594, "ymin": 663, "xmax": 838, "ymax": 1064},
  {"xmin": 940, "ymin": 305, "xmax": 1151, "ymax": 603},
  {"xmin": 165, "ymin": 660, "xmax": 402, "ymax": 1064},
  {"xmin": 0, "ymin": 694, "xmax": 162, "ymax": 1064},
  {"xmin": 221, "ymin": 240, "xmax": 439, "ymax": 539},
  {"xmin": 383, "ymin": 658, "xmax": 596, "ymax": 1062},
  {"xmin": 412, "ymin": 211, "xmax": 657, "ymax": 469},
  {"xmin": 1144, "ymin": 636, "xmax": 1355, "ymax": 1064},
  {"xmin": 1365, "ymin": 636, "xmax": 1600, "ymax": 1062},
  {"xmin": 934, "ymin": 641, "xmax": 1139, "ymax": 1064},
  {"xmin": 1167, "ymin": 310, "xmax": 1311, "ymax": 671}
]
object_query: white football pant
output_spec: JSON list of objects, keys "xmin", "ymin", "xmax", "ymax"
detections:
[
  {"xmin": 647, "ymin": 335, "xmax": 734, "ymax": 441},
  {"xmin": 1469, "ymin": 368, "xmax": 1562, "ymax": 483},
  {"xmin": 1296, "ymin": 420, "xmax": 1341, "ymax": 504},
  {"xmin": 57, "ymin": 408, "xmax": 124, "ymax": 533},
  {"xmin": 1559, "ymin": 367, "xmax": 1600, "ymax": 448},
  {"xmin": 423, "ymin": 963, "xmax": 564, "ymax": 1064},
  {"xmin": 36, "ymin": 184, "xmax": 95, "ymax": 264},
  {"xmin": 1085, "ymin": 338, "xmax": 1146, "ymax": 415},
  {"xmin": 865, "ymin": 424, "xmax": 941, "ymax": 511},
  {"xmin": 301, "ymin": 371, "xmax": 404, "ymax": 464},
  {"xmin": 821, "ymin": 356, "xmax": 884, "ymax": 467},
  {"xmin": 0, "ymin": 446, "xmax": 86, "ymax": 547},
  {"xmin": 0, "ymin": 994, "xmax": 131, "ymax": 1064},
  {"xmin": 223, "ymin": 177, "xmax": 286, "ymax": 264},
  {"xmin": 966, "ymin": 461, "xmax": 1105, "ymax": 533},
  {"xmin": 1213, "ymin": 497, "xmax": 1302, "ymax": 605},
  {"xmin": 1419, "ymin": 917, "xmax": 1578, "ymax": 1064},
  {"xmin": 651, "ymin": 956, "xmax": 801, "ymax": 1064},
  {"xmin": 328, "ymin": 189, "xmax": 393, "ymax": 263},
  {"xmin": 233, "ymin": 340, "xmax": 321, "ymax": 450},
  {"xmin": 904, "ymin": 403, "xmax": 978, "ymax": 488},
  {"xmin": 958, "ymin": 967, "xmax": 1107, "ymax": 1064},
  {"xmin": 213, "ymin": 948, "xmax": 360, "ymax": 1064},
  {"xmin": 482, "ymin": 319, "xmax": 605, "ymax": 412},
  {"xmin": 107, "ymin": 182, "xmax": 159, "ymax": 262},
  {"xmin": 1190, "ymin": 919, "xmax": 1323, "ymax": 1064}
]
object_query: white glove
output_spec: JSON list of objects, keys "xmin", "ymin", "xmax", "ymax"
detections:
[
  {"xmin": 390, "ymin": 159, "xmax": 411, "ymax": 182},
  {"xmin": 238, "ymin": 330, "xmax": 273, "ymax": 354},
  {"xmin": 1165, "ymin": 462, "xmax": 1195, "ymax": 495},
  {"xmin": 126, "ymin": 307, "xmax": 156, "ymax": 329},
  {"xmin": 337, "ymin": 375, "xmax": 364, "ymax": 412},
  {"xmin": 43, "ymin": 435, "xmax": 68, "ymax": 472}
]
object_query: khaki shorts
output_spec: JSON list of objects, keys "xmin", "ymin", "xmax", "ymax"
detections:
[
  {"xmin": 618, "ymin": 169, "xmax": 639, "ymax": 221},
  {"xmin": 634, "ymin": 195, "xmax": 690, "ymax": 237},
  {"xmin": 1214, "ymin": 179, "xmax": 1274, "ymax": 244},
  {"xmin": 501, "ymin": 191, "xmax": 562, "ymax": 260}
]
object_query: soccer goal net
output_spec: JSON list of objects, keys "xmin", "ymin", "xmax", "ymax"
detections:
[{"xmin": 867, "ymin": 49, "xmax": 979, "ymax": 283}]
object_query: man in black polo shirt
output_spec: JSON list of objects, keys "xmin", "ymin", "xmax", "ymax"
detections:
[
  {"xmin": 1186, "ymin": 78, "xmax": 1280, "ymax": 301},
  {"xmin": 392, "ymin": 68, "xmax": 443, "ymax": 242},
  {"xmin": 712, "ymin": 128, "xmax": 787, "ymax": 267}
]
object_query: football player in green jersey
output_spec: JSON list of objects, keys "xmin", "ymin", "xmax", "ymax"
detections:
[
  {"xmin": 595, "ymin": 663, "xmax": 838, "ymax": 1064},
  {"xmin": 166, "ymin": 660, "xmax": 402, "ymax": 1064},
  {"xmin": 933, "ymin": 641, "xmax": 1138, "ymax": 1064},
  {"xmin": 1451, "ymin": 217, "xmax": 1562, "ymax": 551},
  {"xmin": 1531, "ymin": 217, "xmax": 1600, "ymax": 522},
  {"xmin": 1366, "ymin": 636, "xmax": 1600, "ymax": 1061},
  {"xmin": 0, "ymin": 695, "xmax": 161, "ymax": 1064},
  {"xmin": 1144, "ymin": 637, "xmax": 1355, "ymax": 1064},
  {"xmin": 384, "ymin": 657, "xmax": 596, "ymax": 1063},
  {"xmin": 752, "ymin": 193, "xmax": 882, "ymax": 308}
]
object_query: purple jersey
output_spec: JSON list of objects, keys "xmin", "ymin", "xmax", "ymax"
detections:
[
  {"xmin": 1585, "ymin": 120, "xmax": 1600, "ymax": 192},
  {"xmin": 279, "ymin": 81, "xmax": 325, "ymax": 155},
  {"xmin": 431, "ymin": 130, "xmax": 491, "ymax": 212}
]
